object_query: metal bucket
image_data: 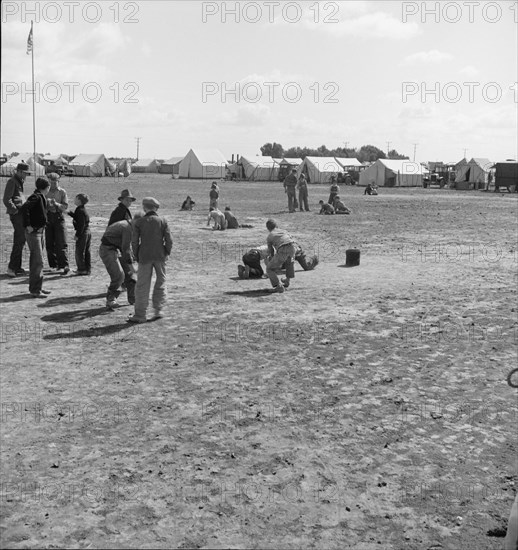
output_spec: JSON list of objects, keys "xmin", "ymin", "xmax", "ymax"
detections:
[{"xmin": 345, "ymin": 249, "xmax": 360, "ymax": 267}]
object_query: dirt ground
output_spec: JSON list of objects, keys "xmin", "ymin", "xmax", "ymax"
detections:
[{"xmin": 1, "ymin": 174, "xmax": 517, "ymax": 549}]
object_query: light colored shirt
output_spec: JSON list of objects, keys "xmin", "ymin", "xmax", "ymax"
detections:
[
  {"xmin": 252, "ymin": 244, "xmax": 269, "ymax": 260},
  {"xmin": 267, "ymin": 229, "xmax": 295, "ymax": 255},
  {"xmin": 207, "ymin": 210, "xmax": 226, "ymax": 229},
  {"xmin": 46, "ymin": 186, "xmax": 68, "ymax": 213}
]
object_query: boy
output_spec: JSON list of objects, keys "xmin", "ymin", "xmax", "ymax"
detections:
[
  {"xmin": 333, "ymin": 195, "xmax": 352, "ymax": 215},
  {"xmin": 265, "ymin": 219, "xmax": 296, "ymax": 293},
  {"xmin": 129, "ymin": 197, "xmax": 172, "ymax": 323},
  {"xmin": 238, "ymin": 244, "xmax": 269, "ymax": 279},
  {"xmin": 223, "ymin": 206, "xmax": 254, "ymax": 229},
  {"xmin": 297, "ymin": 173, "xmax": 310, "ymax": 212},
  {"xmin": 209, "ymin": 182, "xmax": 219, "ymax": 209},
  {"xmin": 207, "ymin": 207, "xmax": 227, "ymax": 230},
  {"xmin": 68, "ymin": 193, "xmax": 91, "ymax": 275},
  {"xmin": 283, "ymin": 169, "xmax": 297, "ymax": 213},
  {"xmin": 99, "ymin": 214, "xmax": 140, "ymax": 309},
  {"xmin": 181, "ymin": 196, "xmax": 195, "ymax": 211},
  {"xmin": 45, "ymin": 172, "xmax": 70, "ymax": 275},
  {"xmin": 20, "ymin": 177, "xmax": 51, "ymax": 298},
  {"xmin": 319, "ymin": 200, "xmax": 335, "ymax": 215},
  {"xmin": 328, "ymin": 178, "xmax": 340, "ymax": 205}
]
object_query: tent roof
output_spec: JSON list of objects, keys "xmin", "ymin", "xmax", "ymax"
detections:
[
  {"xmin": 304, "ymin": 157, "xmax": 344, "ymax": 172},
  {"xmin": 282, "ymin": 158, "xmax": 303, "ymax": 165},
  {"xmin": 335, "ymin": 157, "xmax": 363, "ymax": 168},
  {"xmin": 241, "ymin": 155, "xmax": 279, "ymax": 167},
  {"xmin": 70, "ymin": 153, "xmax": 106, "ymax": 164},
  {"xmin": 469, "ymin": 157, "xmax": 492, "ymax": 169},
  {"xmin": 163, "ymin": 156, "xmax": 184, "ymax": 164},
  {"xmin": 189, "ymin": 148, "xmax": 228, "ymax": 165},
  {"xmin": 377, "ymin": 159, "xmax": 426, "ymax": 175},
  {"xmin": 133, "ymin": 158, "xmax": 160, "ymax": 167}
]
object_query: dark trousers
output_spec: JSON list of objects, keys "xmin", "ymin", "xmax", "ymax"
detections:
[
  {"xmin": 45, "ymin": 213, "xmax": 69, "ymax": 268},
  {"xmin": 242, "ymin": 251, "xmax": 264, "ymax": 278},
  {"xmin": 328, "ymin": 192, "xmax": 337, "ymax": 205},
  {"xmin": 8, "ymin": 213, "xmax": 26, "ymax": 271},
  {"xmin": 75, "ymin": 229, "xmax": 91, "ymax": 272},
  {"xmin": 26, "ymin": 229, "xmax": 44, "ymax": 293}
]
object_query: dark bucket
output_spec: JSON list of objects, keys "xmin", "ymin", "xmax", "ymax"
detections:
[{"xmin": 345, "ymin": 249, "xmax": 360, "ymax": 267}]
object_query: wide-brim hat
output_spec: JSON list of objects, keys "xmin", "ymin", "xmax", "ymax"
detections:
[
  {"xmin": 118, "ymin": 189, "xmax": 136, "ymax": 202},
  {"xmin": 16, "ymin": 162, "xmax": 31, "ymax": 174}
]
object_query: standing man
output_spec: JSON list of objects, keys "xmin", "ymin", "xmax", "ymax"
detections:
[
  {"xmin": 20, "ymin": 178, "xmax": 51, "ymax": 298},
  {"xmin": 45, "ymin": 173, "xmax": 70, "ymax": 275},
  {"xmin": 108, "ymin": 189, "xmax": 136, "ymax": 225},
  {"xmin": 99, "ymin": 215, "xmax": 139, "ymax": 309},
  {"xmin": 283, "ymin": 169, "xmax": 298, "ymax": 213},
  {"xmin": 3, "ymin": 162, "xmax": 29, "ymax": 277},
  {"xmin": 297, "ymin": 173, "xmax": 310, "ymax": 212},
  {"xmin": 265, "ymin": 219, "xmax": 296, "ymax": 293},
  {"xmin": 129, "ymin": 197, "xmax": 173, "ymax": 323}
]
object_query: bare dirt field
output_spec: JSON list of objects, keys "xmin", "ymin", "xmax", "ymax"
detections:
[{"xmin": 1, "ymin": 174, "xmax": 517, "ymax": 549}]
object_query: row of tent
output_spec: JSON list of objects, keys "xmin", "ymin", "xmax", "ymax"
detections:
[{"xmin": 2, "ymin": 150, "xmax": 514, "ymax": 189}]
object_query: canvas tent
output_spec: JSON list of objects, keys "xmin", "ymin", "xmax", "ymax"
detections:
[
  {"xmin": 240, "ymin": 155, "xmax": 280, "ymax": 181},
  {"xmin": 69, "ymin": 154, "xmax": 116, "ymax": 177},
  {"xmin": 282, "ymin": 158, "xmax": 303, "ymax": 166},
  {"xmin": 179, "ymin": 149, "xmax": 227, "ymax": 179},
  {"xmin": 297, "ymin": 157, "xmax": 344, "ymax": 184},
  {"xmin": 359, "ymin": 159, "xmax": 425, "ymax": 187},
  {"xmin": 115, "ymin": 159, "xmax": 132, "ymax": 177},
  {"xmin": 0, "ymin": 153, "xmax": 45, "ymax": 177},
  {"xmin": 454, "ymin": 158, "xmax": 492, "ymax": 187},
  {"xmin": 335, "ymin": 158, "xmax": 363, "ymax": 170},
  {"xmin": 132, "ymin": 158, "xmax": 161, "ymax": 173},
  {"xmin": 159, "ymin": 156, "xmax": 184, "ymax": 175}
]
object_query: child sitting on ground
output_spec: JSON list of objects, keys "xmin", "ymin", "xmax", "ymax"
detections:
[
  {"xmin": 207, "ymin": 207, "xmax": 227, "ymax": 230},
  {"xmin": 181, "ymin": 196, "xmax": 195, "ymax": 210},
  {"xmin": 333, "ymin": 195, "xmax": 352, "ymax": 215},
  {"xmin": 319, "ymin": 200, "xmax": 335, "ymax": 215}
]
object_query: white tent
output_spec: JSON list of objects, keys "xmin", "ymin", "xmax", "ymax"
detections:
[
  {"xmin": 454, "ymin": 158, "xmax": 492, "ymax": 185},
  {"xmin": 240, "ymin": 155, "xmax": 280, "ymax": 181},
  {"xmin": 297, "ymin": 156, "xmax": 344, "ymax": 184},
  {"xmin": 0, "ymin": 153, "xmax": 45, "ymax": 177},
  {"xmin": 115, "ymin": 159, "xmax": 132, "ymax": 177},
  {"xmin": 132, "ymin": 158, "xmax": 161, "ymax": 173},
  {"xmin": 159, "ymin": 156, "xmax": 184, "ymax": 175},
  {"xmin": 179, "ymin": 149, "xmax": 227, "ymax": 179},
  {"xmin": 359, "ymin": 159, "xmax": 425, "ymax": 187},
  {"xmin": 69, "ymin": 154, "xmax": 116, "ymax": 177},
  {"xmin": 335, "ymin": 157, "xmax": 363, "ymax": 170}
]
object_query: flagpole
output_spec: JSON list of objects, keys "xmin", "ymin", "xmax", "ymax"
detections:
[{"xmin": 30, "ymin": 20, "xmax": 36, "ymax": 185}]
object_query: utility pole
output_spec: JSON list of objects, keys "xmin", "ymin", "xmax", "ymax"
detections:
[
  {"xmin": 412, "ymin": 143, "xmax": 418, "ymax": 162},
  {"xmin": 135, "ymin": 137, "xmax": 142, "ymax": 161},
  {"xmin": 386, "ymin": 141, "xmax": 391, "ymax": 158},
  {"xmin": 462, "ymin": 148, "xmax": 468, "ymax": 159}
]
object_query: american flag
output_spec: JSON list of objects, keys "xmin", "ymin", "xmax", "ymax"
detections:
[{"xmin": 26, "ymin": 26, "xmax": 33, "ymax": 55}]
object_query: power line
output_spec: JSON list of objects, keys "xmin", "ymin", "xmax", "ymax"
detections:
[{"xmin": 135, "ymin": 137, "xmax": 142, "ymax": 160}]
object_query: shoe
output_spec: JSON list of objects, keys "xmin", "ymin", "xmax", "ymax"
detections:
[
  {"xmin": 74, "ymin": 270, "xmax": 89, "ymax": 276},
  {"xmin": 151, "ymin": 310, "xmax": 164, "ymax": 320},
  {"xmin": 281, "ymin": 277, "xmax": 290, "ymax": 288},
  {"xmin": 106, "ymin": 299, "xmax": 118, "ymax": 309},
  {"xmin": 15, "ymin": 268, "xmax": 27, "ymax": 275},
  {"xmin": 128, "ymin": 298, "xmax": 135, "ymax": 306},
  {"xmin": 40, "ymin": 289, "xmax": 51, "ymax": 295},
  {"xmin": 243, "ymin": 266, "xmax": 250, "ymax": 279},
  {"xmin": 31, "ymin": 291, "xmax": 49, "ymax": 299},
  {"xmin": 238, "ymin": 265, "xmax": 245, "ymax": 279},
  {"xmin": 272, "ymin": 284, "xmax": 285, "ymax": 293},
  {"xmin": 127, "ymin": 315, "xmax": 147, "ymax": 324},
  {"xmin": 61, "ymin": 267, "xmax": 70, "ymax": 275},
  {"xmin": 7, "ymin": 269, "xmax": 17, "ymax": 278}
]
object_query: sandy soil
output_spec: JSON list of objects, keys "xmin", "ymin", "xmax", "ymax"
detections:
[{"xmin": 1, "ymin": 175, "xmax": 517, "ymax": 549}]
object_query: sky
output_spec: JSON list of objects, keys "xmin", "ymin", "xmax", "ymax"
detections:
[{"xmin": 1, "ymin": 0, "xmax": 517, "ymax": 162}]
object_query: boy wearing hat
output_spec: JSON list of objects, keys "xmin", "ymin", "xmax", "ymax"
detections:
[
  {"xmin": 3, "ymin": 162, "xmax": 30, "ymax": 277},
  {"xmin": 68, "ymin": 194, "xmax": 91, "ymax": 275},
  {"xmin": 283, "ymin": 169, "xmax": 298, "ymax": 213},
  {"xmin": 129, "ymin": 197, "xmax": 173, "ymax": 323},
  {"xmin": 45, "ymin": 172, "xmax": 70, "ymax": 275},
  {"xmin": 20, "ymin": 177, "xmax": 51, "ymax": 297},
  {"xmin": 108, "ymin": 189, "xmax": 136, "ymax": 226}
]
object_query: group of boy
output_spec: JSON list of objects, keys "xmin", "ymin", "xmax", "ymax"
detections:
[
  {"xmin": 99, "ymin": 190, "xmax": 172, "ymax": 323},
  {"xmin": 283, "ymin": 169, "xmax": 310, "ymax": 212},
  {"xmin": 237, "ymin": 219, "xmax": 319, "ymax": 293}
]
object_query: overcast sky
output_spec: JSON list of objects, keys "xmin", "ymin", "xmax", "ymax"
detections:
[{"xmin": 2, "ymin": 1, "xmax": 517, "ymax": 162}]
